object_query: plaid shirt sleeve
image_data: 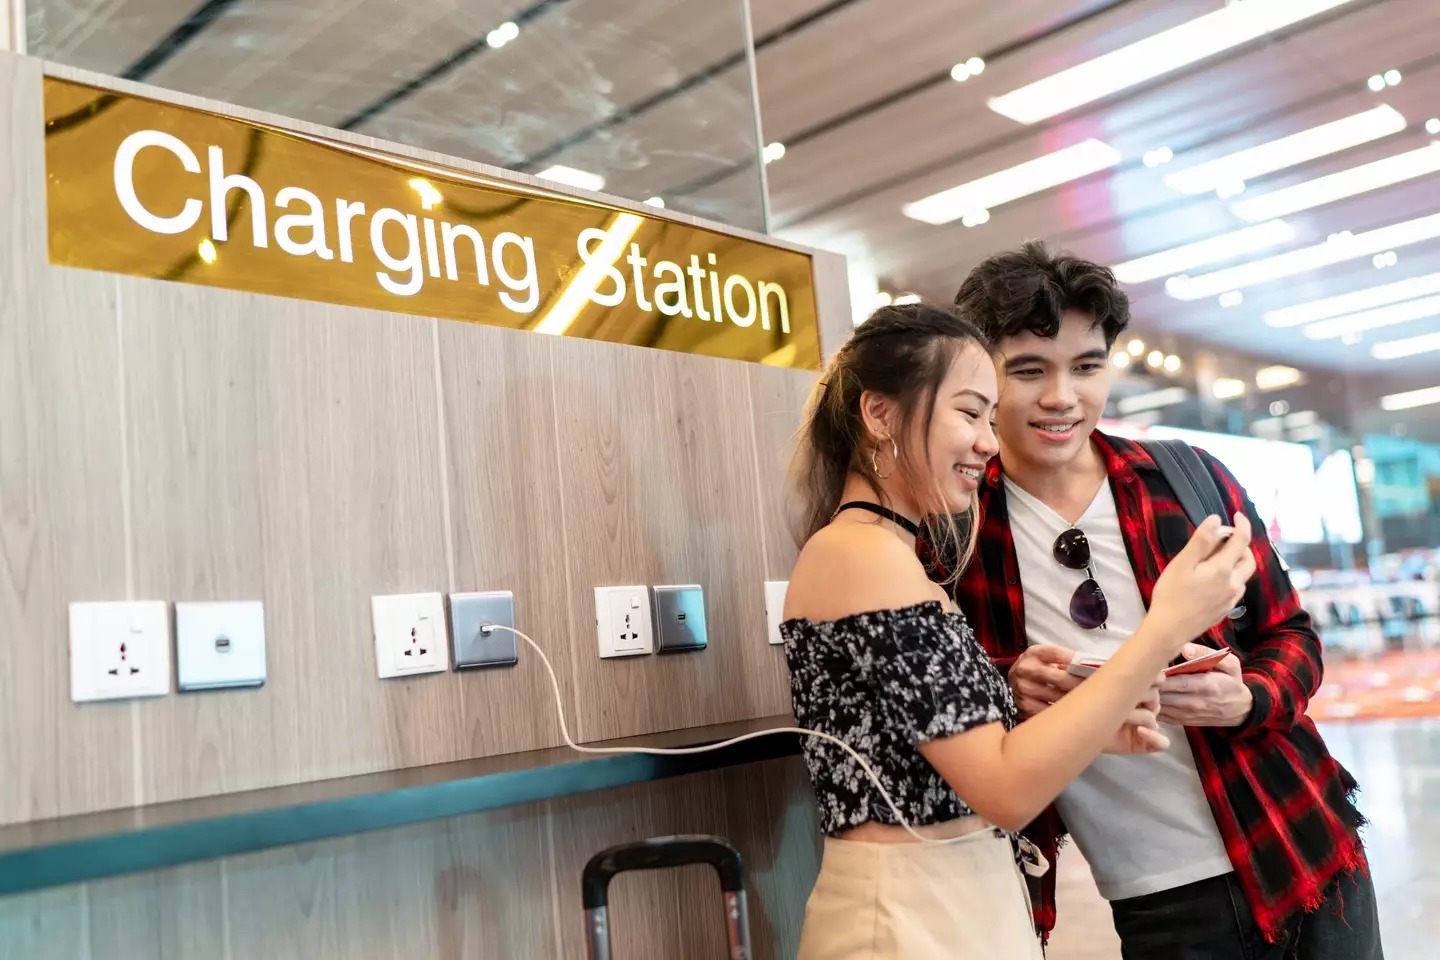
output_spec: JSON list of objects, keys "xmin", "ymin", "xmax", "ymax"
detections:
[{"xmin": 1199, "ymin": 451, "xmax": 1324, "ymax": 736}]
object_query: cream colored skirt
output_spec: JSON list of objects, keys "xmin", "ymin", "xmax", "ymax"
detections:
[{"xmin": 796, "ymin": 828, "xmax": 1045, "ymax": 959}]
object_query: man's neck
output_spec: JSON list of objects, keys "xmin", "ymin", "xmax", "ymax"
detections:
[{"xmin": 1002, "ymin": 437, "xmax": 1109, "ymax": 524}]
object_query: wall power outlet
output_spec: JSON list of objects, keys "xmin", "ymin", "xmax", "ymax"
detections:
[
  {"xmin": 372, "ymin": 593, "xmax": 449, "ymax": 678},
  {"xmin": 594, "ymin": 586, "xmax": 654, "ymax": 658},
  {"xmin": 69, "ymin": 601, "xmax": 172, "ymax": 702}
]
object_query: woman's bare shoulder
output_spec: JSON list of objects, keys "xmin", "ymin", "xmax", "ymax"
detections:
[{"xmin": 784, "ymin": 522, "xmax": 946, "ymax": 622}]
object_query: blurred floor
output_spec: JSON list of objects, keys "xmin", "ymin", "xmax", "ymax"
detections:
[
  {"xmin": 1046, "ymin": 719, "xmax": 1440, "ymax": 959},
  {"xmin": 1310, "ymin": 651, "xmax": 1440, "ymax": 722}
]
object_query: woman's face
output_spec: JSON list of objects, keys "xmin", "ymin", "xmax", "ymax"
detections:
[{"xmin": 909, "ymin": 341, "xmax": 1001, "ymax": 513}]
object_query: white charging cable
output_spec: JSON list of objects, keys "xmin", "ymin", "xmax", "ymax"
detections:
[{"xmin": 483, "ymin": 622, "xmax": 1045, "ymax": 868}]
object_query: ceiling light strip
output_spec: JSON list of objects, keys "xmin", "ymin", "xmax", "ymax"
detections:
[
  {"xmin": 1372, "ymin": 330, "xmax": 1440, "ymax": 360},
  {"xmin": 1232, "ymin": 142, "xmax": 1440, "ymax": 221},
  {"xmin": 1167, "ymin": 211, "xmax": 1440, "ymax": 301},
  {"xmin": 1165, "ymin": 105, "xmax": 1406, "ymax": 196},
  {"xmin": 901, "ymin": 139, "xmax": 1122, "ymax": 226},
  {"xmin": 1303, "ymin": 294, "xmax": 1440, "ymax": 339},
  {"xmin": 1112, "ymin": 220, "xmax": 1295, "ymax": 284},
  {"xmin": 1263, "ymin": 271, "xmax": 1440, "ymax": 327},
  {"xmin": 1381, "ymin": 385, "xmax": 1440, "ymax": 410},
  {"xmin": 986, "ymin": 0, "xmax": 1360, "ymax": 125}
]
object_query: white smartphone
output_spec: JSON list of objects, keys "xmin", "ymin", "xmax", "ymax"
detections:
[{"xmin": 1065, "ymin": 653, "xmax": 1109, "ymax": 679}]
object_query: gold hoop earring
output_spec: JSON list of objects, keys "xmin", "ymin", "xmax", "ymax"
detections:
[{"xmin": 872, "ymin": 436, "xmax": 898, "ymax": 480}]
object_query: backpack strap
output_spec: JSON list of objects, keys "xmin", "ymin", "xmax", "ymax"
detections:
[
  {"xmin": 1141, "ymin": 439, "xmax": 1226, "ymax": 528},
  {"xmin": 1138, "ymin": 438, "xmax": 1251, "ymax": 623}
]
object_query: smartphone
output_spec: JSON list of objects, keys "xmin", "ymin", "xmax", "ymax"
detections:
[
  {"xmin": 1065, "ymin": 654, "xmax": 1109, "ymax": 679},
  {"xmin": 1164, "ymin": 647, "xmax": 1232, "ymax": 676}
]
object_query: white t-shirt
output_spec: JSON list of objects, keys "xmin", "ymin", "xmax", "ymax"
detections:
[{"xmin": 1004, "ymin": 476, "xmax": 1233, "ymax": 901}]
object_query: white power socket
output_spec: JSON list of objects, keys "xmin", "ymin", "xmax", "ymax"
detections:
[
  {"xmin": 372, "ymin": 593, "xmax": 449, "ymax": 678},
  {"xmin": 763, "ymin": 580, "xmax": 789, "ymax": 646},
  {"xmin": 594, "ymin": 586, "xmax": 654, "ymax": 658},
  {"xmin": 69, "ymin": 601, "xmax": 172, "ymax": 702}
]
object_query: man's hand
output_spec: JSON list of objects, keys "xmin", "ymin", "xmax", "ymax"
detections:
[
  {"xmin": 1158, "ymin": 644, "xmax": 1254, "ymax": 727},
  {"xmin": 1009, "ymin": 645, "xmax": 1082, "ymax": 717}
]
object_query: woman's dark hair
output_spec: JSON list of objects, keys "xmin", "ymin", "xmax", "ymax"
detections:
[
  {"xmin": 790, "ymin": 302, "xmax": 992, "ymax": 576},
  {"xmin": 954, "ymin": 239, "xmax": 1130, "ymax": 348}
]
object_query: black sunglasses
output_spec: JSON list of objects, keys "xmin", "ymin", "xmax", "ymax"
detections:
[{"xmin": 1054, "ymin": 528, "xmax": 1108, "ymax": 630}]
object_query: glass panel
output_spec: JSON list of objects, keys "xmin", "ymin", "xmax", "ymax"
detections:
[
  {"xmin": 1104, "ymin": 328, "xmax": 1440, "ymax": 725},
  {"xmin": 26, "ymin": 0, "xmax": 768, "ymax": 231}
]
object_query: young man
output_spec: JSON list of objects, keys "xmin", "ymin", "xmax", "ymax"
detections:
[{"xmin": 931, "ymin": 241, "xmax": 1381, "ymax": 958}]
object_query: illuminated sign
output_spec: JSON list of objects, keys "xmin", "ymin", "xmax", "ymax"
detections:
[{"xmin": 43, "ymin": 78, "xmax": 821, "ymax": 370}]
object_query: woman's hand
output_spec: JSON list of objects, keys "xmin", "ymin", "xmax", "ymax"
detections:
[
  {"xmin": 1103, "ymin": 691, "xmax": 1169, "ymax": 755},
  {"xmin": 1146, "ymin": 514, "xmax": 1256, "ymax": 656}
]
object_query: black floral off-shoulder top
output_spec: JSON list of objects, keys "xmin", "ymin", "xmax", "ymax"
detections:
[{"xmin": 781, "ymin": 600, "xmax": 1018, "ymax": 836}]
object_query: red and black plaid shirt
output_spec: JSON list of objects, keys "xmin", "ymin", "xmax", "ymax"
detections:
[{"xmin": 923, "ymin": 431, "xmax": 1366, "ymax": 944}]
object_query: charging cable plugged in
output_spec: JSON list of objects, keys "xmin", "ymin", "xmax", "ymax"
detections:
[{"xmin": 482, "ymin": 623, "xmax": 1047, "ymax": 873}]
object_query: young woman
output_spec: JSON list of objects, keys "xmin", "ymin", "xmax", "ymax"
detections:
[{"xmin": 782, "ymin": 303, "xmax": 1256, "ymax": 958}]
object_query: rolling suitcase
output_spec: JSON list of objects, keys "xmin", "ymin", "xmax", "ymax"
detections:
[{"xmin": 582, "ymin": 834, "xmax": 751, "ymax": 959}]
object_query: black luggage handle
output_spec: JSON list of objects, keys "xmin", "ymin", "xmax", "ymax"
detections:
[{"xmin": 583, "ymin": 835, "xmax": 750, "ymax": 959}]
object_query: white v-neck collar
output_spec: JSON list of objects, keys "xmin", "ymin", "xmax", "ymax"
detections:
[{"xmin": 1003, "ymin": 474, "xmax": 1112, "ymax": 530}]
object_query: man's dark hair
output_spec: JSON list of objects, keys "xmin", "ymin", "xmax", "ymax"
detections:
[{"xmin": 953, "ymin": 239, "xmax": 1131, "ymax": 348}]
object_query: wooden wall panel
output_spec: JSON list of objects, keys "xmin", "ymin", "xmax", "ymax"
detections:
[
  {"xmin": 549, "ymin": 337, "xmax": 787, "ymax": 743},
  {"xmin": 0, "ymin": 886, "xmax": 88, "ymax": 960},
  {"xmin": 87, "ymin": 862, "xmax": 226, "ymax": 960},
  {"xmin": 223, "ymin": 804, "xmax": 558, "ymax": 959},
  {"xmin": 548, "ymin": 758, "xmax": 813, "ymax": 960},
  {"xmin": 748, "ymin": 365, "xmax": 816, "ymax": 580},
  {"xmin": 0, "ymin": 761, "xmax": 816, "ymax": 959},
  {"xmin": 436, "ymin": 322, "xmax": 571, "ymax": 756},
  {"xmin": 124, "ymin": 282, "xmax": 457, "ymax": 806},
  {"xmin": 0, "ymin": 53, "xmax": 136, "ymax": 827}
]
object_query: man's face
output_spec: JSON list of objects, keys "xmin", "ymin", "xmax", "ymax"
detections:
[{"xmin": 993, "ymin": 311, "xmax": 1112, "ymax": 471}]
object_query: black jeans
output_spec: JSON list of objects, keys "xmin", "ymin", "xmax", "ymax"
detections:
[{"xmin": 1109, "ymin": 866, "xmax": 1383, "ymax": 959}]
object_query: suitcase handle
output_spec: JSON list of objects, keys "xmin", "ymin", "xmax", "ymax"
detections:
[{"xmin": 583, "ymin": 835, "xmax": 750, "ymax": 960}]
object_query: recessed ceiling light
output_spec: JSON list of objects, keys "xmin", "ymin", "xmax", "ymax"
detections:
[
  {"xmin": 1231, "ymin": 142, "xmax": 1440, "ymax": 221},
  {"xmin": 1164, "ymin": 105, "xmax": 1406, "ymax": 196},
  {"xmin": 1270, "ymin": 400, "xmax": 1292, "ymax": 416},
  {"xmin": 1384, "ymin": 68, "xmax": 1402, "ymax": 87},
  {"xmin": 874, "ymin": 291, "xmax": 893, "ymax": 308},
  {"xmin": 1219, "ymin": 291, "xmax": 1245, "ymax": 308},
  {"xmin": 1113, "ymin": 352, "xmax": 1132, "ymax": 368},
  {"xmin": 1143, "ymin": 147, "xmax": 1174, "ymax": 168},
  {"xmin": 987, "ymin": 0, "xmax": 1359, "ymax": 124},
  {"xmin": 901, "ymin": 139, "xmax": 1122, "ymax": 225},
  {"xmin": 1303, "ymin": 294, "xmax": 1440, "ymax": 340},
  {"xmin": 1112, "ymin": 220, "xmax": 1295, "ymax": 284},
  {"xmin": 1167, "ymin": 210, "xmax": 1440, "ymax": 300},
  {"xmin": 486, "ymin": 21, "xmax": 520, "ymax": 48},
  {"xmin": 951, "ymin": 56, "xmax": 986, "ymax": 81},
  {"xmin": 1147, "ymin": 350, "xmax": 1165, "ymax": 368},
  {"xmin": 1373, "ymin": 251, "xmax": 1399, "ymax": 269},
  {"xmin": 893, "ymin": 293, "xmax": 922, "ymax": 305},
  {"xmin": 1127, "ymin": 338, "xmax": 1145, "ymax": 356},
  {"xmin": 960, "ymin": 208, "xmax": 992, "ymax": 228},
  {"xmin": 1367, "ymin": 74, "xmax": 1387, "ymax": 93},
  {"xmin": 1264, "ymin": 272, "xmax": 1440, "ymax": 326},
  {"xmin": 1373, "ymin": 330, "xmax": 1440, "ymax": 360},
  {"xmin": 1212, "ymin": 378, "xmax": 1247, "ymax": 400},
  {"xmin": 1381, "ymin": 385, "xmax": 1440, "ymax": 410},
  {"xmin": 1163, "ymin": 354, "xmax": 1182, "ymax": 373},
  {"xmin": 763, "ymin": 142, "xmax": 787, "ymax": 164},
  {"xmin": 1255, "ymin": 365, "xmax": 1303, "ymax": 390},
  {"xmin": 535, "ymin": 164, "xmax": 606, "ymax": 192},
  {"xmin": 1427, "ymin": 118, "xmax": 1440, "ymax": 136}
]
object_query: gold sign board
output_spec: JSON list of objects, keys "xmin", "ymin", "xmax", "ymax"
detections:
[{"xmin": 42, "ymin": 78, "xmax": 821, "ymax": 370}]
